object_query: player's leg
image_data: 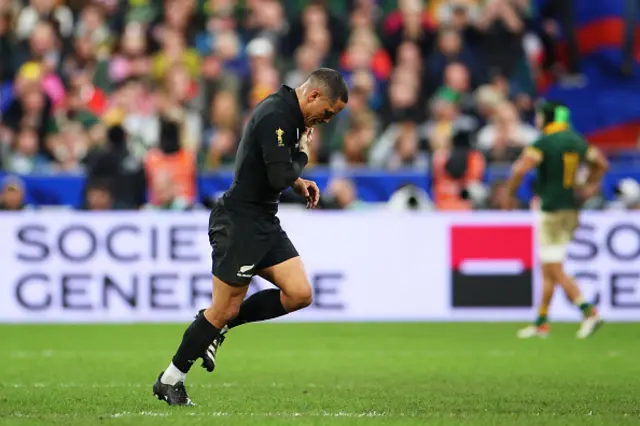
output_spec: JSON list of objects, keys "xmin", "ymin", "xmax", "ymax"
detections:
[
  {"xmin": 518, "ymin": 263, "xmax": 555, "ymax": 338},
  {"xmin": 154, "ymin": 205, "xmax": 255, "ymax": 402},
  {"xmin": 237, "ymin": 256, "xmax": 312, "ymax": 323},
  {"xmin": 202, "ymin": 231, "xmax": 310, "ymax": 372},
  {"xmin": 154, "ymin": 277, "xmax": 248, "ymax": 404},
  {"xmin": 555, "ymin": 211, "xmax": 601, "ymax": 338},
  {"xmin": 555, "ymin": 268, "xmax": 601, "ymax": 338},
  {"xmin": 519, "ymin": 211, "xmax": 561, "ymax": 338},
  {"xmin": 227, "ymin": 229, "xmax": 311, "ymax": 329}
]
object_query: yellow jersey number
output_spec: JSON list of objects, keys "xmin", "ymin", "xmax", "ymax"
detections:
[{"xmin": 562, "ymin": 152, "xmax": 579, "ymax": 188}]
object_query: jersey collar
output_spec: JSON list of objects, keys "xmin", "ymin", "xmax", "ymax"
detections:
[
  {"xmin": 543, "ymin": 122, "xmax": 569, "ymax": 135},
  {"xmin": 277, "ymin": 85, "xmax": 305, "ymax": 130}
]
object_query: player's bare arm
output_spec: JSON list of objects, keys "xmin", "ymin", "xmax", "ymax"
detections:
[
  {"xmin": 501, "ymin": 147, "xmax": 541, "ymax": 209},
  {"xmin": 577, "ymin": 146, "xmax": 609, "ymax": 200}
]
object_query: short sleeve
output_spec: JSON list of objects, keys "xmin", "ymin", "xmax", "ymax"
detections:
[
  {"xmin": 256, "ymin": 113, "xmax": 296, "ymax": 164},
  {"xmin": 524, "ymin": 137, "xmax": 545, "ymax": 162}
]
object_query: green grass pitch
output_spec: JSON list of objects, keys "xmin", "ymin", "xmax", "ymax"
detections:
[{"xmin": 1, "ymin": 323, "xmax": 639, "ymax": 425}]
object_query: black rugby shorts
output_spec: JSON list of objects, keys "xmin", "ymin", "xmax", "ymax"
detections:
[{"xmin": 208, "ymin": 202, "xmax": 299, "ymax": 286}]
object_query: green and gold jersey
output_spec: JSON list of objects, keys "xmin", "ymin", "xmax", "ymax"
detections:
[{"xmin": 526, "ymin": 126, "xmax": 591, "ymax": 212}]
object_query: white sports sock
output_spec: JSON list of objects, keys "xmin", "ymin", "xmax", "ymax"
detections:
[{"xmin": 160, "ymin": 362, "xmax": 187, "ymax": 386}]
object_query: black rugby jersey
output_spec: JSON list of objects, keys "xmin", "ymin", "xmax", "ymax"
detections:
[{"xmin": 221, "ymin": 85, "xmax": 308, "ymax": 216}]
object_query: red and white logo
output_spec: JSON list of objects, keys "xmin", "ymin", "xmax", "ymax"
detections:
[{"xmin": 451, "ymin": 225, "xmax": 534, "ymax": 308}]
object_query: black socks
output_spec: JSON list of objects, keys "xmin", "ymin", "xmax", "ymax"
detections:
[
  {"xmin": 172, "ymin": 289, "xmax": 288, "ymax": 372},
  {"xmin": 172, "ymin": 310, "xmax": 220, "ymax": 373},
  {"xmin": 227, "ymin": 289, "xmax": 287, "ymax": 329}
]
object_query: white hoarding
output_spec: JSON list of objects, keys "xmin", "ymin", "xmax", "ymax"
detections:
[{"xmin": 0, "ymin": 211, "xmax": 637, "ymax": 322}]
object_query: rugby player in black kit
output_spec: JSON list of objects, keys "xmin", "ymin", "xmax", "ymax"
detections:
[{"xmin": 153, "ymin": 68, "xmax": 348, "ymax": 405}]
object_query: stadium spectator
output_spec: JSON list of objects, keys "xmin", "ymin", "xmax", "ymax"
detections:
[
  {"xmin": 396, "ymin": 41, "xmax": 423, "ymax": 76},
  {"xmin": 302, "ymin": 22, "xmax": 333, "ymax": 67},
  {"xmin": 433, "ymin": 0, "xmax": 480, "ymax": 30},
  {"xmin": 476, "ymin": 101, "xmax": 538, "ymax": 163},
  {"xmin": 202, "ymin": 127, "xmax": 237, "ymax": 170},
  {"xmin": 431, "ymin": 129, "xmax": 485, "ymax": 210},
  {"xmin": 474, "ymin": 84, "xmax": 504, "ymax": 125},
  {"xmin": 149, "ymin": 0, "xmax": 198, "ymax": 49},
  {"xmin": 436, "ymin": 62, "xmax": 479, "ymax": 131},
  {"xmin": 426, "ymin": 27, "xmax": 476, "ymax": 96},
  {"xmin": 108, "ymin": 23, "xmax": 151, "ymax": 87},
  {"xmin": 0, "ymin": 0, "xmax": 632, "ymax": 212},
  {"xmin": 383, "ymin": 0, "xmax": 433, "ymax": 57},
  {"xmin": 15, "ymin": 0, "xmax": 73, "ymax": 41},
  {"xmin": 0, "ymin": 8, "xmax": 14, "ymax": 83},
  {"xmin": 379, "ymin": 66, "xmax": 421, "ymax": 130},
  {"xmin": 321, "ymin": 177, "xmax": 363, "ymax": 210},
  {"xmin": 371, "ymin": 119, "xmax": 428, "ymax": 170},
  {"xmin": 83, "ymin": 178, "xmax": 114, "ymax": 211},
  {"xmin": 0, "ymin": 175, "xmax": 28, "ymax": 210},
  {"xmin": 422, "ymin": 86, "xmax": 459, "ymax": 151},
  {"xmin": 54, "ymin": 121, "xmax": 87, "ymax": 172},
  {"xmin": 85, "ymin": 124, "xmax": 145, "ymax": 209},
  {"xmin": 331, "ymin": 111, "xmax": 376, "ymax": 169},
  {"xmin": 74, "ymin": 3, "xmax": 112, "ymax": 57},
  {"xmin": 245, "ymin": 0, "xmax": 288, "ymax": 53},
  {"xmin": 288, "ymin": 0, "xmax": 347, "ymax": 60},
  {"xmin": 284, "ymin": 44, "xmax": 324, "ymax": 88},
  {"xmin": 106, "ymin": 79, "xmax": 156, "ymax": 155},
  {"xmin": 143, "ymin": 171, "xmax": 192, "ymax": 211},
  {"xmin": 3, "ymin": 125, "xmax": 48, "ymax": 174},
  {"xmin": 151, "ymin": 28, "xmax": 201, "ymax": 83},
  {"xmin": 67, "ymin": 68, "xmax": 108, "ymax": 117},
  {"xmin": 144, "ymin": 118, "xmax": 196, "ymax": 205},
  {"xmin": 473, "ymin": 0, "xmax": 526, "ymax": 82},
  {"xmin": 2, "ymin": 80, "xmax": 55, "ymax": 158},
  {"xmin": 14, "ymin": 21, "xmax": 66, "ymax": 108},
  {"xmin": 158, "ymin": 63, "xmax": 202, "ymax": 152}
]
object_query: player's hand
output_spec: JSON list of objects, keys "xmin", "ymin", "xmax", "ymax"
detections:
[
  {"xmin": 292, "ymin": 178, "xmax": 320, "ymax": 209},
  {"xmin": 298, "ymin": 128, "xmax": 313, "ymax": 157},
  {"xmin": 576, "ymin": 183, "xmax": 600, "ymax": 202}
]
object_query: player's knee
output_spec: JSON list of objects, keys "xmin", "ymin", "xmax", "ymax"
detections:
[
  {"xmin": 224, "ymin": 303, "xmax": 242, "ymax": 322},
  {"xmin": 283, "ymin": 284, "xmax": 313, "ymax": 311},
  {"xmin": 296, "ymin": 286, "xmax": 313, "ymax": 309},
  {"xmin": 205, "ymin": 303, "xmax": 241, "ymax": 327}
]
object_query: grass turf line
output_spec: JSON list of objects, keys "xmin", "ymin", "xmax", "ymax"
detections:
[{"xmin": 0, "ymin": 323, "xmax": 639, "ymax": 425}]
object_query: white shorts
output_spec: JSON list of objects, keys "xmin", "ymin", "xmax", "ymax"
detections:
[{"xmin": 536, "ymin": 210, "xmax": 579, "ymax": 264}]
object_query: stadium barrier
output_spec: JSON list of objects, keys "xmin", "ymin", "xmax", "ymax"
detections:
[
  {"xmin": 0, "ymin": 210, "xmax": 638, "ymax": 323},
  {"xmin": 1, "ymin": 166, "xmax": 637, "ymax": 206}
]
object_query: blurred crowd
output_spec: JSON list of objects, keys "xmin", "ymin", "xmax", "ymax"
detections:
[{"xmin": 0, "ymin": 0, "xmax": 635, "ymax": 212}]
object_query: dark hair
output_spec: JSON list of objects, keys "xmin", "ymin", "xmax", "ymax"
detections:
[
  {"xmin": 307, "ymin": 68, "xmax": 349, "ymax": 104},
  {"xmin": 538, "ymin": 100, "xmax": 570, "ymax": 126},
  {"xmin": 445, "ymin": 129, "xmax": 473, "ymax": 179},
  {"xmin": 107, "ymin": 125, "xmax": 127, "ymax": 150},
  {"xmin": 86, "ymin": 178, "xmax": 112, "ymax": 193}
]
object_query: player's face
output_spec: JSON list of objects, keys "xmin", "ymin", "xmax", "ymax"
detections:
[{"xmin": 306, "ymin": 90, "xmax": 346, "ymax": 127}]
